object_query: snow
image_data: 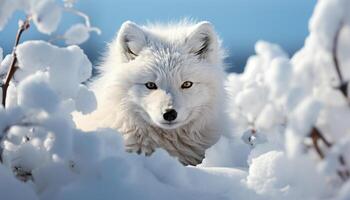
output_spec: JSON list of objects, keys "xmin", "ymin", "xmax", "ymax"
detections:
[
  {"xmin": 338, "ymin": 181, "xmax": 350, "ymax": 200},
  {"xmin": 264, "ymin": 58, "xmax": 291, "ymax": 98},
  {"xmin": 0, "ymin": 54, "xmax": 12, "ymax": 79},
  {"xmin": 64, "ymin": 23, "xmax": 90, "ymax": 45},
  {"xmin": 17, "ymin": 71, "xmax": 60, "ymax": 113},
  {"xmin": 0, "ymin": 0, "xmax": 18, "ymax": 31},
  {"xmin": 0, "ymin": 0, "xmax": 56, "ymax": 33},
  {"xmin": 16, "ymin": 40, "xmax": 93, "ymax": 99},
  {"xmin": 338, "ymin": 24, "xmax": 350, "ymax": 81},
  {"xmin": 0, "ymin": 0, "xmax": 350, "ymax": 199},
  {"xmin": 246, "ymin": 151, "xmax": 329, "ymax": 199},
  {"xmin": 201, "ymin": 137, "xmax": 250, "ymax": 168},
  {"xmin": 74, "ymin": 85, "xmax": 97, "ymax": 114},
  {"xmin": 235, "ymin": 86, "xmax": 268, "ymax": 122},
  {"xmin": 0, "ymin": 164, "xmax": 38, "ymax": 200},
  {"xmin": 308, "ymin": 0, "xmax": 346, "ymax": 51},
  {"xmin": 288, "ymin": 96, "xmax": 322, "ymax": 137},
  {"xmin": 0, "ymin": 0, "xmax": 97, "ymax": 44},
  {"xmin": 31, "ymin": 0, "xmax": 62, "ymax": 34}
]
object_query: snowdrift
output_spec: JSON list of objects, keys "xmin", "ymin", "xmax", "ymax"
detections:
[{"xmin": 0, "ymin": 0, "xmax": 350, "ymax": 199}]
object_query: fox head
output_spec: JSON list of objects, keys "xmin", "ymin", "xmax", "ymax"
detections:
[{"xmin": 101, "ymin": 21, "xmax": 226, "ymax": 130}]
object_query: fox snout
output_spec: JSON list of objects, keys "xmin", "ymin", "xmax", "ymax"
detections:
[{"xmin": 163, "ymin": 109, "xmax": 177, "ymax": 121}]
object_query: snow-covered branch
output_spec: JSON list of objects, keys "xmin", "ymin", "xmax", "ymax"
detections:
[
  {"xmin": 1, "ymin": 16, "xmax": 31, "ymax": 107},
  {"xmin": 309, "ymin": 127, "xmax": 349, "ymax": 181}
]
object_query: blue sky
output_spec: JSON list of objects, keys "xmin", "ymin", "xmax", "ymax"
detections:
[{"xmin": 0, "ymin": 0, "xmax": 317, "ymax": 72}]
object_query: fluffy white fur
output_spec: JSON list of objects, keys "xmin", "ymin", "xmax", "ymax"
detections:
[{"xmin": 75, "ymin": 20, "xmax": 227, "ymax": 165}]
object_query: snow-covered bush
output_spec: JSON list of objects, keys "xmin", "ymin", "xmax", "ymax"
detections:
[
  {"xmin": 0, "ymin": 0, "xmax": 349, "ymax": 199},
  {"xmin": 220, "ymin": 0, "xmax": 350, "ymax": 198}
]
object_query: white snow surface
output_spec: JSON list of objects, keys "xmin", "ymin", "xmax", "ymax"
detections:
[{"xmin": 1, "ymin": 0, "xmax": 350, "ymax": 200}]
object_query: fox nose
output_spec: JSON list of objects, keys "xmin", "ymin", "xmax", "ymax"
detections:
[{"xmin": 163, "ymin": 109, "xmax": 177, "ymax": 122}]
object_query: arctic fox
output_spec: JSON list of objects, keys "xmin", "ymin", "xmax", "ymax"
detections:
[{"xmin": 75, "ymin": 20, "xmax": 227, "ymax": 165}]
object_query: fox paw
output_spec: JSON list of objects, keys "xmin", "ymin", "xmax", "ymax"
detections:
[
  {"xmin": 124, "ymin": 134, "xmax": 156, "ymax": 156},
  {"xmin": 125, "ymin": 144, "xmax": 155, "ymax": 156}
]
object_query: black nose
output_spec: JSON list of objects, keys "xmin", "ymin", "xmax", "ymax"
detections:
[{"xmin": 163, "ymin": 109, "xmax": 177, "ymax": 122}]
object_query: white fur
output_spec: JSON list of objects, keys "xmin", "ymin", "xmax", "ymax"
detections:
[{"xmin": 74, "ymin": 20, "xmax": 228, "ymax": 165}]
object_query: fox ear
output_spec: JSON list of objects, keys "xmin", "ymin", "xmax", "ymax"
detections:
[
  {"xmin": 116, "ymin": 21, "xmax": 147, "ymax": 62},
  {"xmin": 186, "ymin": 21, "xmax": 218, "ymax": 60}
]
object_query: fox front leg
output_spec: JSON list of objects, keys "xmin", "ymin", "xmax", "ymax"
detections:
[{"xmin": 123, "ymin": 132, "xmax": 156, "ymax": 156}]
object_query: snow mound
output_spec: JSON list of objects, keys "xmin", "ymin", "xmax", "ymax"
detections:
[
  {"xmin": 16, "ymin": 40, "xmax": 93, "ymax": 98},
  {"xmin": 0, "ymin": 0, "xmax": 350, "ymax": 199}
]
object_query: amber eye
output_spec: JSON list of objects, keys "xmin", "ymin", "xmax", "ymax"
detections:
[
  {"xmin": 181, "ymin": 81, "xmax": 193, "ymax": 89},
  {"xmin": 145, "ymin": 82, "xmax": 157, "ymax": 90}
]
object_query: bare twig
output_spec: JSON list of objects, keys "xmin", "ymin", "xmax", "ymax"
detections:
[
  {"xmin": 338, "ymin": 155, "xmax": 350, "ymax": 181},
  {"xmin": 332, "ymin": 22, "xmax": 348, "ymax": 98},
  {"xmin": 309, "ymin": 127, "xmax": 350, "ymax": 180},
  {"xmin": 1, "ymin": 17, "xmax": 31, "ymax": 107},
  {"xmin": 64, "ymin": 7, "xmax": 101, "ymax": 34},
  {"xmin": 310, "ymin": 127, "xmax": 326, "ymax": 159}
]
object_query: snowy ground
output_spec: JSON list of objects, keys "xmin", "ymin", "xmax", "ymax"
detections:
[{"xmin": 1, "ymin": 0, "xmax": 350, "ymax": 200}]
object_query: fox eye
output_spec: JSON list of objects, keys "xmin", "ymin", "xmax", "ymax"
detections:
[
  {"xmin": 181, "ymin": 81, "xmax": 193, "ymax": 89},
  {"xmin": 145, "ymin": 82, "xmax": 157, "ymax": 90}
]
